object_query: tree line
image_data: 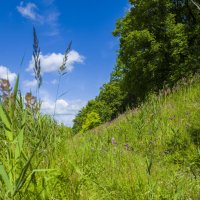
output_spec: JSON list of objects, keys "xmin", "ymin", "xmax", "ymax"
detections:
[{"xmin": 73, "ymin": 0, "xmax": 200, "ymax": 133}]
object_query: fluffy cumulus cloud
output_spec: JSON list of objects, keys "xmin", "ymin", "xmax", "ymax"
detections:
[
  {"xmin": 27, "ymin": 50, "xmax": 84, "ymax": 74},
  {"xmin": 41, "ymin": 98, "xmax": 86, "ymax": 126},
  {"xmin": 0, "ymin": 66, "xmax": 17, "ymax": 83},
  {"xmin": 23, "ymin": 79, "xmax": 37, "ymax": 88},
  {"xmin": 17, "ymin": 2, "xmax": 43, "ymax": 21}
]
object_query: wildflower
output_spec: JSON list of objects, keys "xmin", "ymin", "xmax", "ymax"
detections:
[
  {"xmin": 25, "ymin": 92, "xmax": 37, "ymax": 107},
  {"xmin": 124, "ymin": 143, "xmax": 129, "ymax": 150},
  {"xmin": 0, "ymin": 79, "xmax": 11, "ymax": 92},
  {"xmin": 169, "ymin": 115, "xmax": 175, "ymax": 120},
  {"xmin": 111, "ymin": 137, "xmax": 117, "ymax": 145},
  {"xmin": 112, "ymin": 141, "xmax": 117, "ymax": 145},
  {"xmin": 0, "ymin": 79, "xmax": 12, "ymax": 104}
]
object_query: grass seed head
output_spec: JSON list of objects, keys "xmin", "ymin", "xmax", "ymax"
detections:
[{"xmin": 59, "ymin": 41, "xmax": 72, "ymax": 75}]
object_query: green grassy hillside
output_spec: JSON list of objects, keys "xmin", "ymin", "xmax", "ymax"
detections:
[
  {"xmin": 59, "ymin": 76, "xmax": 200, "ymax": 199},
  {"xmin": 0, "ymin": 75, "xmax": 200, "ymax": 199}
]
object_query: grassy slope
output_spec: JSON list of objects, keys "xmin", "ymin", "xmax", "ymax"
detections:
[
  {"xmin": 56, "ymin": 77, "xmax": 200, "ymax": 199},
  {"xmin": 0, "ymin": 76, "xmax": 199, "ymax": 199}
]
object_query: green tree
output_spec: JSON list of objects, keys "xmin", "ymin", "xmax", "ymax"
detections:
[
  {"xmin": 97, "ymin": 81, "xmax": 126, "ymax": 120},
  {"xmin": 73, "ymin": 81, "xmax": 126, "ymax": 133},
  {"xmin": 81, "ymin": 111, "xmax": 101, "ymax": 133},
  {"xmin": 73, "ymin": 0, "xmax": 200, "ymax": 134},
  {"xmin": 113, "ymin": 0, "xmax": 200, "ymax": 103}
]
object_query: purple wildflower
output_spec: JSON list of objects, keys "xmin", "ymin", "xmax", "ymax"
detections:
[
  {"xmin": 124, "ymin": 143, "xmax": 129, "ymax": 150},
  {"xmin": 111, "ymin": 137, "xmax": 117, "ymax": 145}
]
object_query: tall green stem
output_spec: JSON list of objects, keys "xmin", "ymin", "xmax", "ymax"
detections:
[{"xmin": 53, "ymin": 74, "xmax": 62, "ymax": 117}]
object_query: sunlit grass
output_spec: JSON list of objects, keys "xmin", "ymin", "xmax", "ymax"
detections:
[
  {"xmin": 0, "ymin": 74, "xmax": 199, "ymax": 199},
  {"xmin": 61, "ymin": 75, "xmax": 200, "ymax": 199}
]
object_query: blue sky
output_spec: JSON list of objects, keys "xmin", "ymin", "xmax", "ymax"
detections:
[{"xmin": 0, "ymin": 0, "xmax": 129, "ymax": 126}]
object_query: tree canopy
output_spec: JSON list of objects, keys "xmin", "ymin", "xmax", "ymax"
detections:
[
  {"xmin": 73, "ymin": 0, "xmax": 200, "ymax": 133},
  {"xmin": 113, "ymin": 0, "xmax": 200, "ymax": 103}
]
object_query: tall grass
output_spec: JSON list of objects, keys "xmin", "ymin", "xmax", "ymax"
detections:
[
  {"xmin": 0, "ymin": 28, "xmax": 73, "ymax": 199},
  {"xmin": 0, "ymin": 71, "xmax": 199, "ymax": 199},
  {"xmin": 56, "ymin": 74, "xmax": 200, "ymax": 199},
  {"xmin": 33, "ymin": 27, "xmax": 42, "ymax": 100},
  {"xmin": 53, "ymin": 41, "xmax": 72, "ymax": 117},
  {"xmin": 0, "ymin": 76, "xmax": 63, "ymax": 199}
]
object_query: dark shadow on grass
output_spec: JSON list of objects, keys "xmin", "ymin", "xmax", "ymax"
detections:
[{"xmin": 189, "ymin": 128, "xmax": 200, "ymax": 146}]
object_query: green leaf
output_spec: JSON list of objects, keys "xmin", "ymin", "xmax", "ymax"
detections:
[
  {"xmin": 13, "ymin": 75, "xmax": 19, "ymax": 102},
  {"xmin": 14, "ymin": 129, "xmax": 24, "ymax": 159},
  {"xmin": 0, "ymin": 105, "xmax": 12, "ymax": 141},
  {"xmin": 14, "ymin": 111, "xmax": 26, "ymax": 159},
  {"xmin": 13, "ymin": 139, "xmax": 42, "ymax": 196},
  {"xmin": 0, "ymin": 106, "xmax": 11, "ymax": 130},
  {"xmin": 0, "ymin": 163, "xmax": 12, "ymax": 192},
  {"xmin": 5, "ymin": 130, "xmax": 13, "ymax": 141},
  {"xmin": 10, "ymin": 75, "xmax": 19, "ymax": 119}
]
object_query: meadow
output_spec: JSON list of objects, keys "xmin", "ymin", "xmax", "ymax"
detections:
[
  {"xmin": 0, "ymin": 74, "xmax": 199, "ymax": 199},
  {"xmin": 1, "ymin": 1, "xmax": 200, "ymax": 199}
]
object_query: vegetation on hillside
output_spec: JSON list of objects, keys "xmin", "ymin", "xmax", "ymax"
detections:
[
  {"xmin": 0, "ymin": 0, "xmax": 200, "ymax": 199},
  {"xmin": 73, "ymin": 0, "xmax": 200, "ymax": 134},
  {"xmin": 0, "ymin": 26, "xmax": 73, "ymax": 199},
  {"xmin": 65, "ymin": 75, "xmax": 200, "ymax": 199},
  {"xmin": 0, "ymin": 73, "xmax": 199, "ymax": 199},
  {"xmin": 0, "ymin": 77, "xmax": 72, "ymax": 199}
]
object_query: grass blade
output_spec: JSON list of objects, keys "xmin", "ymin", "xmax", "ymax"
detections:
[
  {"xmin": 0, "ymin": 163, "xmax": 12, "ymax": 193},
  {"xmin": 13, "ymin": 138, "xmax": 43, "ymax": 196},
  {"xmin": 0, "ymin": 105, "xmax": 12, "ymax": 141},
  {"xmin": 0, "ymin": 105, "xmax": 11, "ymax": 130},
  {"xmin": 10, "ymin": 75, "xmax": 19, "ymax": 119},
  {"xmin": 15, "ymin": 129, "xmax": 24, "ymax": 160}
]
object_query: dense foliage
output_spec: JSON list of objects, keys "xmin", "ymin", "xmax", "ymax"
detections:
[
  {"xmin": 73, "ymin": 81, "xmax": 126, "ymax": 133},
  {"xmin": 113, "ymin": 0, "xmax": 200, "ymax": 102},
  {"xmin": 73, "ymin": 0, "xmax": 200, "ymax": 133}
]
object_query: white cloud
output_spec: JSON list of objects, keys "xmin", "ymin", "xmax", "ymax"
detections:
[
  {"xmin": 23, "ymin": 79, "xmax": 37, "ymax": 88},
  {"xmin": 51, "ymin": 79, "xmax": 57, "ymax": 85},
  {"xmin": 27, "ymin": 50, "xmax": 84, "ymax": 74},
  {"xmin": 17, "ymin": 2, "xmax": 60, "ymax": 35},
  {"xmin": 41, "ymin": 98, "xmax": 86, "ymax": 126},
  {"xmin": 0, "ymin": 66, "xmax": 17, "ymax": 83},
  {"xmin": 17, "ymin": 2, "xmax": 59, "ymax": 23},
  {"xmin": 17, "ymin": 2, "xmax": 43, "ymax": 22}
]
